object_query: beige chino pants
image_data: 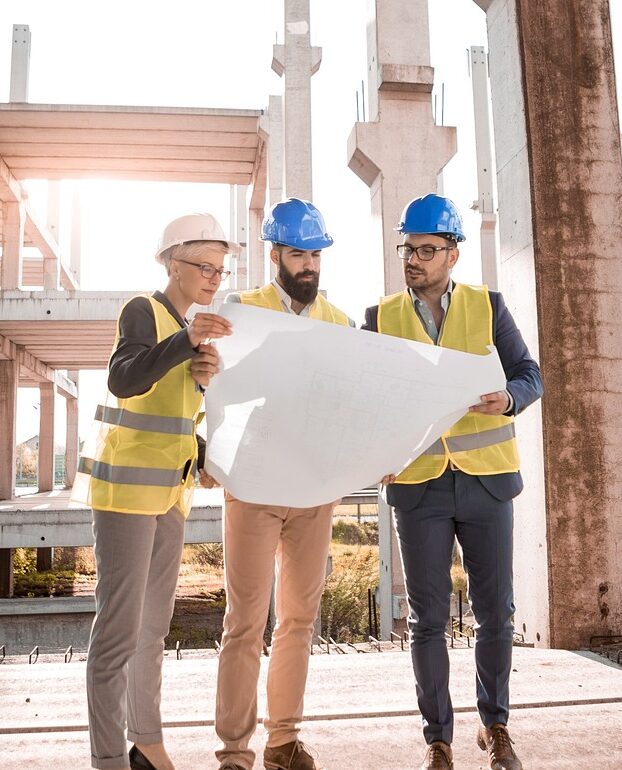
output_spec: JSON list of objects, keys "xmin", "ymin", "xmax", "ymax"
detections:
[{"xmin": 215, "ymin": 492, "xmax": 335, "ymax": 770}]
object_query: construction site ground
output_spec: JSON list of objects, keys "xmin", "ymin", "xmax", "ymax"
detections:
[{"xmin": 1, "ymin": 644, "xmax": 621, "ymax": 769}]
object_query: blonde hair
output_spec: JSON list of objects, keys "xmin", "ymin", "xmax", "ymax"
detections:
[{"xmin": 161, "ymin": 240, "xmax": 228, "ymax": 275}]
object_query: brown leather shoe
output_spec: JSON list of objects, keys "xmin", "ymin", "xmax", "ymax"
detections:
[
  {"xmin": 477, "ymin": 723, "xmax": 523, "ymax": 770},
  {"xmin": 263, "ymin": 740, "xmax": 323, "ymax": 770},
  {"xmin": 421, "ymin": 741, "xmax": 453, "ymax": 770}
]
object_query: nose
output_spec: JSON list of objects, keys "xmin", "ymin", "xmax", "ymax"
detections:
[{"xmin": 302, "ymin": 253, "xmax": 316, "ymax": 269}]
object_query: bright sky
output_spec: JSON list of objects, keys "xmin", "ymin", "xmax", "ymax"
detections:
[{"xmin": 1, "ymin": 1, "xmax": 620, "ymax": 446}]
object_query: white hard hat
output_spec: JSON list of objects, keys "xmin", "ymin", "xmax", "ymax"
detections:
[{"xmin": 155, "ymin": 213, "xmax": 241, "ymax": 262}]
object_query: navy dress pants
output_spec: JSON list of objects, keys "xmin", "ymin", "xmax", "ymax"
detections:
[{"xmin": 392, "ymin": 468, "xmax": 515, "ymax": 746}]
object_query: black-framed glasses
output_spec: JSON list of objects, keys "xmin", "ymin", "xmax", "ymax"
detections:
[
  {"xmin": 396, "ymin": 244, "xmax": 455, "ymax": 262},
  {"xmin": 172, "ymin": 257, "xmax": 231, "ymax": 281}
]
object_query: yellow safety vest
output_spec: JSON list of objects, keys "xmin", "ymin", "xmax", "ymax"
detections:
[
  {"xmin": 378, "ymin": 284, "xmax": 520, "ymax": 483},
  {"xmin": 239, "ymin": 283, "xmax": 350, "ymax": 326},
  {"xmin": 72, "ymin": 296, "xmax": 203, "ymax": 516}
]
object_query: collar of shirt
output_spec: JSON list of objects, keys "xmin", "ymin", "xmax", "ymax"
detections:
[
  {"xmin": 271, "ymin": 278, "xmax": 312, "ymax": 316},
  {"xmin": 408, "ymin": 279, "xmax": 453, "ymax": 312},
  {"xmin": 152, "ymin": 290, "xmax": 188, "ymax": 328}
]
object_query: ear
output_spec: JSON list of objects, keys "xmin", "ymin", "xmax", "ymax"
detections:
[
  {"xmin": 270, "ymin": 248, "xmax": 280, "ymax": 266},
  {"xmin": 449, "ymin": 247, "xmax": 460, "ymax": 269}
]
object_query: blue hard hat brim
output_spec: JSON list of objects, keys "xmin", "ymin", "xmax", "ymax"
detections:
[{"xmin": 260, "ymin": 234, "xmax": 334, "ymax": 249}]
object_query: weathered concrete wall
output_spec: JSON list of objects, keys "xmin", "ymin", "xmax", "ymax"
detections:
[{"xmin": 483, "ymin": 0, "xmax": 622, "ymax": 648}]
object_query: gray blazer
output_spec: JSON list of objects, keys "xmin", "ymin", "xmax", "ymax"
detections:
[{"xmin": 362, "ymin": 289, "xmax": 544, "ymax": 507}]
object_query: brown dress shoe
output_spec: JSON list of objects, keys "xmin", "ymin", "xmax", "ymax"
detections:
[
  {"xmin": 421, "ymin": 741, "xmax": 453, "ymax": 770},
  {"xmin": 263, "ymin": 740, "xmax": 323, "ymax": 770},
  {"xmin": 477, "ymin": 723, "xmax": 523, "ymax": 770}
]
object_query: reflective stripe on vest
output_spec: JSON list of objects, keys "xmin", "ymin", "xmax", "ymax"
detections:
[
  {"xmin": 378, "ymin": 284, "xmax": 520, "ymax": 483},
  {"xmin": 239, "ymin": 283, "xmax": 350, "ymax": 326},
  {"xmin": 78, "ymin": 457, "xmax": 185, "ymax": 487},
  {"xmin": 95, "ymin": 404, "xmax": 195, "ymax": 436}
]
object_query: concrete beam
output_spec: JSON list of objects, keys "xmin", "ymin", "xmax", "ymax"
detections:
[
  {"xmin": 0, "ymin": 333, "xmax": 77, "ymax": 398},
  {"xmin": 0, "ymin": 505, "xmax": 223, "ymax": 548}
]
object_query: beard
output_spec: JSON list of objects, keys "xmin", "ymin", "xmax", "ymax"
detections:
[{"xmin": 278, "ymin": 261, "xmax": 320, "ymax": 304}]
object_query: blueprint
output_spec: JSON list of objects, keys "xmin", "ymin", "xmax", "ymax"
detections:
[{"xmin": 204, "ymin": 303, "xmax": 507, "ymax": 507}]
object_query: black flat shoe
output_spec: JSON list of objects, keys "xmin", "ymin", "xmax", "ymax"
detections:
[{"xmin": 129, "ymin": 745, "xmax": 158, "ymax": 770}]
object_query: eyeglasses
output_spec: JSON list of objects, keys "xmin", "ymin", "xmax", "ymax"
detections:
[
  {"xmin": 172, "ymin": 257, "xmax": 231, "ymax": 281},
  {"xmin": 396, "ymin": 244, "xmax": 455, "ymax": 262}
]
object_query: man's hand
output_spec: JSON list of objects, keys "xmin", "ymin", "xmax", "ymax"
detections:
[
  {"xmin": 187, "ymin": 313, "xmax": 232, "ymax": 348},
  {"xmin": 199, "ymin": 469, "xmax": 220, "ymax": 488},
  {"xmin": 469, "ymin": 390, "xmax": 510, "ymax": 415},
  {"xmin": 190, "ymin": 343, "xmax": 220, "ymax": 387}
]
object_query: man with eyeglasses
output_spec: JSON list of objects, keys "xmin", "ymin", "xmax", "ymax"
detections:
[
  {"xmin": 214, "ymin": 198, "xmax": 352, "ymax": 770},
  {"xmin": 363, "ymin": 194, "xmax": 543, "ymax": 770}
]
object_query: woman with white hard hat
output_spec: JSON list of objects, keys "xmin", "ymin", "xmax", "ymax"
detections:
[{"xmin": 73, "ymin": 212, "xmax": 239, "ymax": 770}]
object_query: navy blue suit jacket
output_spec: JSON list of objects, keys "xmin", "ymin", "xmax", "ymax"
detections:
[{"xmin": 362, "ymin": 289, "xmax": 544, "ymax": 508}]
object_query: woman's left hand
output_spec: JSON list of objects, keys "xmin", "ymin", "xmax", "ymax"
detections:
[
  {"xmin": 190, "ymin": 343, "xmax": 220, "ymax": 387},
  {"xmin": 199, "ymin": 469, "xmax": 220, "ymax": 488}
]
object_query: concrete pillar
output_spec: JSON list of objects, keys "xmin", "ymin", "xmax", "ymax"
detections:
[
  {"xmin": 235, "ymin": 186, "xmax": 248, "ymax": 290},
  {"xmin": 9, "ymin": 24, "xmax": 30, "ymax": 102},
  {"xmin": 65, "ymin": 371, "xmax": 79, "ymax": 487},
  {"xmin": 1, "ymin": 201, "xmax": 25, "ymax": 290},
  {"xmin": 0, "ymin": 359, "xmax": 19, "ymax": 500},
  {"xmin": 0, "ymin": 549, "xmax": 14, "ymax": 598},
  {"xmin": 478, "ymin": 0, "xmax": 622, "ymax": 647},
  {"xmin": 247, "ymin": 209, "xmax": 265, "ymax": 289},
  {"xmin": 470, "ymin": 45, "xmax": 499, "ymax": 290},
  {"xmin": 44, "ymin": 181, "xmax": 60, "ymax": 290},
  {"xmin": 267, "ymin": 95, "xmax": 284, "ymax": 281},
  {"xmin": 0, "ymin": 358, "xmax": 18, "ymax": 596},
  {"xmin": 37, "ymin": 382, "xmax": 56, "ymax": 572},
  {"xmin": 378, "ymin": 494, "xmax": 407, "ymax": 640},
  {"xmin": 348, "ymin": 0, "xmax": 457, "ymax": 635},
  {"xmin": 70, "ymin": 187, "xmax": 82, "ymax": 287},
  {"xmin": 38, "ymin": 382, "xmax": 55, "ymax": 492},
  {"xmin": 272, "ymin": 0, "xmax": 321, "ymax": 200},
  {"xmin": 348, "ymin": 0, "xmax": 457, "ymax": 296}
]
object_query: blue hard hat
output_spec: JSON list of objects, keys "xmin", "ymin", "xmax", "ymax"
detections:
[
  {"xmin": 396, "ymin": 193, "xmax": 466, "ymax": 242},
  {"xmin": 261, "ymin": 198, "xmax": 334, "ymax": 250}
]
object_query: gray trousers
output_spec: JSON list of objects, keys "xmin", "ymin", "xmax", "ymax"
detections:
[
  {"xmin": 393, "ymin": 469, "xmax": 515, "ymax": 746},
  {"xmin": 87, "ymin": 507, "xmax": 185, "ymax": 769}
]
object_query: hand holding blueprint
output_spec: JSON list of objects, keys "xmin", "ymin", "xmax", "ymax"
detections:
[{"xmin": 204, "ymin": 303, "xmax": 507, "ymax": 507}]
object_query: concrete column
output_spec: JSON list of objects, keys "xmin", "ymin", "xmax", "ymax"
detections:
[
  {"xmin": 9, "ymin": 24, "xmax": 30, "ymax": 102},
  {"xmin": 70, "ymin": 187, "xmax": 82, "ymax": 287},
  {"xmin": 0, "ymin": 359, "xmax": 19, "ymax": 500},
  {"xmin": 65, "ymin": 371, "xmax": 79, "ymax": 487},
  {"xmin": 235, "ymin": 186, "xmax": 248, "ymax": 290},
  {"xmin": 248, "ymin": 209, "xmax": 265, "ymax": 289},
  {"xmin": 37, "ymin": 382, "xmax": 56, "ymax": 572},
  {"xmin": 1, "ymin": 201, "xmax": 25, "ymax": 290},
  {"xmin": 478, "ymin": 0, "xmax": 622, "ymax": 647},
  {"xmin": 38, "ymin": 382, "xmax": 55, "ymax": 492},
  {"xmin": 348, "ymin": 0, "xmax": 457, "ymax": 295},
  {"xmin": 378, "ymin": 494, "xmax": 407, "ymax": 640},
  {"xmin": 44, "ymin": 181, "xmax": 60, "ymax": 290},
  {"xmin": 470, "ymin": 45, "xmax": 499, "ymax": 290},
  {"xmin": 272, "ymin": 0, "xmax": 321, "ymax": 200},
  {"xmin": 0, "ymin": 549, "xmax": 14, "ymax": 598},
  {"xmin": 0, "ymin": 358, "xmax": 18, "ymax": 597},
  {"xmin": 267, "ymin": 95, "xmax": 284, "ymax": 281}
]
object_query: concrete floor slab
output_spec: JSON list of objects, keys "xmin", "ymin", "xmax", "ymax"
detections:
[
  {"xmin": 2, "ymin": 703, "xmax": 621, "ymax": 769},
  {"xmin": 1, "ymin": 646, "xmax": 621, "ymax": 770}
]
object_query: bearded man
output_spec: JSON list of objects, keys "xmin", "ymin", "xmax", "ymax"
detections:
[{"xmin": 215, "ymin": 198, "xmax": 352, "ymax": 770}]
